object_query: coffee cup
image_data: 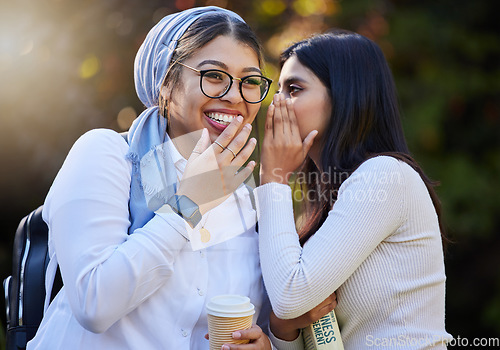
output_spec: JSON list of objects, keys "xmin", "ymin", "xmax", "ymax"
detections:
[{"xmin": 206, "ymin": 295, "xmax": 255, "ymax": 350}]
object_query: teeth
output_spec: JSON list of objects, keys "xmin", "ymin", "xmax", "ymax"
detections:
[{"xmin": 207, "ymin": 112, "xmax": 237, "ymax": 126}]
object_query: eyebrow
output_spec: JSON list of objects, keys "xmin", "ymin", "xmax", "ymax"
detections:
[{"xmin": 197, "ymin": 60, "xmax": 262, "ymax": 75}]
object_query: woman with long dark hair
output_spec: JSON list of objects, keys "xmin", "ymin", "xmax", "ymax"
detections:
[{"xmin": 257, "ymin": 31, "xmax": 453, "ymax": 349}]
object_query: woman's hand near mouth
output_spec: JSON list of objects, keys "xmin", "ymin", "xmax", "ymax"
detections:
[
  {"xmin": 260, "ymin": 94, "xmax": 317, "ymax": 185},
  {"xmin": 177, "ymin": 115, "xmax": 257, "ymax": 215}
]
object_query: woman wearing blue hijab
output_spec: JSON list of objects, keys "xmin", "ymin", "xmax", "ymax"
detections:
[{"xmin": 27, "ymin": 6, "xmax": 293, "ymax": 350}]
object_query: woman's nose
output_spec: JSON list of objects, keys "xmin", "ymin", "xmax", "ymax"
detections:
[{"xmin": 221, "ymin": 81, "xmax": 243, "ymax": 104}]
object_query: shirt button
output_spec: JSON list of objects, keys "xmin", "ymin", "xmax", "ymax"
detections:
[
  {"xmin": 181, "ymin": 330, "xmax": 188, "ymax": 337},
  {"xmin": 198, "ymin": 288, "xmax": 205, "ymax": 296},
  {"xmin": 200, "ymin": 250, "xmax": 205, "ymax": 258}
]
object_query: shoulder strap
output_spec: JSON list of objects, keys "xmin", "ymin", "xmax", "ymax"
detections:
[{"xmin": 4, "ymin": 206, "xmax": 62, "ymax": 349}]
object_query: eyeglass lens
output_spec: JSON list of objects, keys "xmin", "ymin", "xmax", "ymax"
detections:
[{"xmin": 201, "ymin": 70, "xmax": 269, "ymax": 103}]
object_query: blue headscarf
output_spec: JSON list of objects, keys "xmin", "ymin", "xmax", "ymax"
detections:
[{"xmin": 126, "ymin": 6, "xmax": 246, "ymax": 233}]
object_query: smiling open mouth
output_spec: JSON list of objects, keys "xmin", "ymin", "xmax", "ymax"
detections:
[{"xmin": 206, "ymin": 112, "xmax": 238, "ymax": 126}]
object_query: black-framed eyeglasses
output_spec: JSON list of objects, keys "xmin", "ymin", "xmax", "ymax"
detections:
[{"xmin": 177, "ymin": 62, "xmax": 272, "ymax": 104}]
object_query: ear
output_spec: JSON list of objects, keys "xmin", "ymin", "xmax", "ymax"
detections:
[{"xmin": 160, "ymin": 85, "xmax": 171, "ymax": 101}]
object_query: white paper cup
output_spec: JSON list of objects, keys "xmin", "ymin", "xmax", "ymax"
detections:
[{"xmin": 206, "ymin": 295, "xmax": 255, "ymax": 350}]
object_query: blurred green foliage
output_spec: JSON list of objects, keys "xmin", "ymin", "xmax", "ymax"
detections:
[{"xmin": 1, "ymin": 0, "xmax": 498, "ymax": 347}]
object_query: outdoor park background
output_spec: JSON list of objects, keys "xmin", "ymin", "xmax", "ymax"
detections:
[{"xmin": 1, "ymin": 0, "xmax": 499, "ymax": 347}]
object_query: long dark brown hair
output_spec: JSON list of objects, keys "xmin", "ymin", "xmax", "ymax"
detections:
[{"xmin": 280, "ymin": 30, "xmax": 447, "ymax": 247}]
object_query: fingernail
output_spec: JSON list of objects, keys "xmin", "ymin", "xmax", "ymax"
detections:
[
  {"xmin": 232, "ymin": 331, "xmax": 241, "ymax": 339},
  {"xmin": 250, "ymin": 137, "xmax": 257, "ymax": 144},
  {"xmin": 244, "ymin": 123, "xmax": 252, "ymax": 130},
  {"xmin": 221, "ymin": 345, "xmax": 230, "ymax": 350},
  {"xmin": 236, "ymin": 115, "xmax": 243, "ymax": 123}
]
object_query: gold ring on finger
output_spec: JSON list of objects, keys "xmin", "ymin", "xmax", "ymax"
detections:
[
  {"xmin": 214, "ymin": 140, "xmax": 226, "ymax": 151},
  {"xmin": 226, "ymin": 146, "xmax": 237, "ymax": 159}
]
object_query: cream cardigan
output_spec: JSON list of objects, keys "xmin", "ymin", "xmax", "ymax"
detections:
[{"xmin": 256, "ymin": 156, "xmax": 453, "ymax": 349}]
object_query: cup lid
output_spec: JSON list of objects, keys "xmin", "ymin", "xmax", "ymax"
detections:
[{"xmin": 206, "ymin": 295, "xmax": 255, "ymax": 317}]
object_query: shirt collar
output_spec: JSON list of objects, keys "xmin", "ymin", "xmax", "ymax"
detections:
[{"xmin": 165, "ymin": 133, "xmax": 187, "ymax": 172}]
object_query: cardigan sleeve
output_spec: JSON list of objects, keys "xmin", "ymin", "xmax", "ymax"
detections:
[
  {"xmin": 43, "ymin": 129, "xmax": 189, "ymax": 333},
  {"xmin": 255, "ymin": 156, "xmax": 406, "ymax": 319},
  {"xmin": 268, "ymin": 328, "xmax": 305, "ymax": 350}
]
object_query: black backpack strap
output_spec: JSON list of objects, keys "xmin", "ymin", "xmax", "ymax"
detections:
[{"xmin": 5, "ymin": 206, "xmax": 53, "ymax": 349}]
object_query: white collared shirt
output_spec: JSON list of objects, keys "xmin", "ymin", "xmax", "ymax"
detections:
[
  {"xmin": 28, "ymin": 129, "xmax": 269, "ymax": 350},
  {"xmin": 156, "ymin": 134, "xmax": 258, "ymax": 250}
]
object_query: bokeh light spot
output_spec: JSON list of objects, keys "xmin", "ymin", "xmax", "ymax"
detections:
[
  {"xmin": 260, "ymin": 0, "xmax": 286, "ymax": 16},
  {"xmin": 293, "ymin": 0, "xmax": 328, "ymax": 16},
  {"xmin": 79, "ymin": 54, "xmax": 100, "ymax": 79},
  {"xmin": 175, "ymin": 0, "xmax": 195, "ymax": 11},
  {"xmin": 205, "ymin": 0, "xmax": 229, "ymax": 8},
  {"xmin": 117, "ymin": 106, "xmax": 137, "ymax": 130}
]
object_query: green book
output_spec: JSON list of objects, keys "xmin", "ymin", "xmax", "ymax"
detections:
[{"xmin": 303, "ymin": 310, "xmax": 344, "ymax": 350}]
